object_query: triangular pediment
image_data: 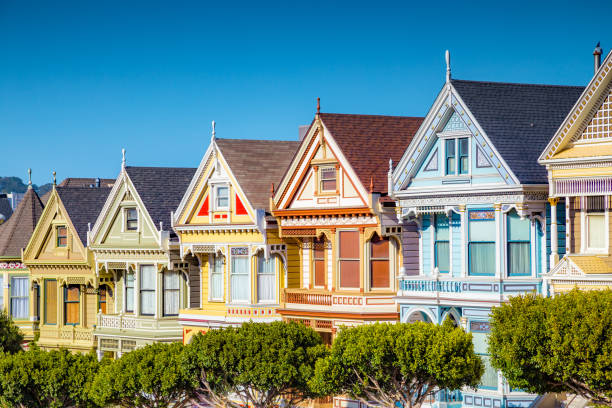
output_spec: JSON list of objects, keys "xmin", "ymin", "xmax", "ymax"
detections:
[
  {"xmin": 273, "ymin": 120, "xmax": 369, "ymax": 211},
  {"xmin": 393, "ymin": 87, "xmax": 516, "ymax": 191}
]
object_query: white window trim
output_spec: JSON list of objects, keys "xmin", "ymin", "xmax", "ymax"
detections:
[
  {"xmin": 212, "ymin": 183, "xmax": 230, "ymax": 211},
  {"xmin": 208, "ymin": 254, "xmax": 224, "ymax": 302},
  {"xmin": 581, "ymin": 209, "xmax": 609, "ymax": 254},
  {"xmin": 124, "ymin": 207, "xmax": 139, "ymax": 232},
  {"xmin": 319, "ymin": 166, "xmax": 338, "ymax": 193},
  {"xmin": 440, "ymin": 135, "xmax": 471, "ymax": 177},
  {"xmin": 256, "ymin": 254, "xmax": 277, "ymax": 304},
  {"xmin": 228, "ymin": 248, "xmax": 250, "ymax": 305}
]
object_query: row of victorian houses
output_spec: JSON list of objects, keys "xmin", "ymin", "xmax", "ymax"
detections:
[{"xmin": 1, "ymin": 46, "xmax": 611, "ymax": 408}]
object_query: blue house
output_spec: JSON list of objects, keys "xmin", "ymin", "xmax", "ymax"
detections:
[{"xmin": 391, "ymin": 56, "xmax": 583, "ymax": 408}]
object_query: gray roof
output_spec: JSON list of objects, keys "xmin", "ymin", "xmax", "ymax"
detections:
[
  {"xmin": 125, "ymin": 167, "xmax": 196, "ymax": 239},
  {"xmin": 56, "ymin": 186, "xmax": 113, "ymax": 246},
  {"xmin": 451, "ymin": 79, "xmax": 584, "ymax": 184},
  {"xmin": 0, "ymin": 188, "xmax": 44, "ymax": 258},
  {"xmin": 0, "ymin": 195, "xmax": 12, "ymax": 222}
]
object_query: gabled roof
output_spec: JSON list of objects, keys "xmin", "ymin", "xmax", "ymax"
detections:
[
  {"xmin": 319, "ymin": 113, "xmax": 424, "ymax": 194},
  {"xmin": 56, "ymin": 187, "xmax": 113, "ymax": 246},
  {"xmin": 215, "ymin": 139, "xmax": 300, "ymax": 210},
  {"xmin": 125, "ymin": 167, "xmax": 196, "ymax": 235},
  {"xmin": 452, "ymin": 79, "xmax": 584, "ymax": 184},
  {"xmin": 58, "ymin": 177, "xmax": 115, "ymax": 188},
  {"xmin": 0, "ymin": 188, "xmax": 44, "ymax": 258}
]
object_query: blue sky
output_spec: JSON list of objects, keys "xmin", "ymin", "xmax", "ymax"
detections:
[{"xmin": 1, "ymin": 0, "xmax": 610, "ymax": 185}]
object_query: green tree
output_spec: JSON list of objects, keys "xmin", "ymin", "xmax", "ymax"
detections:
[
  {"xmin": 0, "ymin": 347, "xmax": 101, "ymax": 408},
  {"xmin": 183, "ymin": 321, "xmax": 329, "ymax": 408},
  {"xmin": 310, "ymin": 321, "xmax": 484, "ymax": 408},
  {"xmin": 489, "ymin": 289, "xmax": 612, "ymax": 406},
  {"xmin": 0, "ymin": 310, "xmax": 24, "ymax": 354},
  {"xmin": 91, "ymin": 341, "xmax": 195, "ymax": 408}
]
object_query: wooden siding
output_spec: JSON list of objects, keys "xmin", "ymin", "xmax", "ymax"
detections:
[
  {"xmin": 188, "ymin": 256, "xmax": 201, "ymax": 309},
  {"xmin": 401, "ymin": 221, "xmax": 419, "ymax": 276},
  {"xmin": 546, "ymin": 199, "xmax": 566, "ymax": 271},
  {"xmin": 287, "ymin": 242, "xmax": 301, "ymax": 288}
]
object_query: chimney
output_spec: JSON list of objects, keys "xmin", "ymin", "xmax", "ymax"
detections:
[
  {"xmin": 95, "ymin": 177, "xmax": 100, "ymax": 188},
  {"xmin": 298, "ymin": 125, "xmax": 309, "ymax": 141},
  {"xmin": 594, "ymin": 42, "xmax": 603, "ymax": 74}
]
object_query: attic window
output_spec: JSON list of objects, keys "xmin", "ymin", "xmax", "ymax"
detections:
[
  {"xmin": 126, "ymin": 208, "xmax": 138, "ymax": 231},
  {"xmin": 320, "ymin": 167, "xmax": 337, "ymax": 192},
  {"xmin": 56, "ymin": 226, "xmax": 67, "ymax": 247},
  {"xmin": 215, "ymin": 186, "xmax": 229, "ymax": 210}
]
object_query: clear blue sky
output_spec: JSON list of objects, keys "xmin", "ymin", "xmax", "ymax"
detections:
[{"xmin": 1, "ymin": 0, "xmax": 610, "ymax": 185}]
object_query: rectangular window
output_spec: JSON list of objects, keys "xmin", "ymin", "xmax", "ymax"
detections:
[
  {"xmin": 98, "ymin": 286, "xmax": 107, "ymax": 314},
  {"xmin": 56, "ymin": 226, "xmax": 67, "ymax": 247},
  {"xmin": 126, "ymin": 208, "xmax": 138, "ymax": 231},
  {"xmin": 257, "ymin": 255, "xmax": 276, "ymax": 303},
  {"xmin": 469, "ymin": 210, "xmax": 496, "ymax": 276},
  {"xmin": 435, "ymin": 214, "xmax": 450, "ymax": 273},
  {"xmin": 320, "ymin": 167, "xmax": 337, "ymax": 192},
  {"xmin": 10, "ymin": 277, "xmax": 29, "ymax": 320},
  {"xmin": 587, "ymin": 214, "xmax": 606, "ymax": 250},
  {"xmin": 44, "ymin": 279, "xmax": 57, "ymax": 324},
  {"xmin": 140, "ymin": 265, "xmax": 156, "ymax": 315},
  {"xmin": 479, "ymin": 355, "xmax": 499, "ymax": 390},
  {"xmin": 230, "ymin": 249, "xmax": 249, "ymax": 302},
  {"xmin": 163, "ymin": 271, "xmax": 180, "ymax": 316},
  {"xmin": 458, "ymin": 138, "xmax": 469, "ymax": 174},
  {"xmin": 339, "ymin": 230, "xmax": 360, "ymax": 288},
  {"xmin": 64, "ymin": 285, "xmax": 80, "ymax": 325},
  {"xmin": 125, "ymin": 272, "xmax": 134, "ymax": 313},
  {"xmin": 313, "ymin": 237, "xmax": 326, "ymax": 287},
  {"xmin": 215, "ymin": 186, "xmax": 229, "ymax": 209},
  {"xmin": 210, "ymin": 254, "xmax": 224, "ymax": 301},
  {"xmin": 507, "ymin": 211, "xmax": 531, "ymax": 276},
  {"xmin": 445, "ymin": 139, "xmax": 456, "ymax": 175},
  {"xmin": 0, "ymin": 276, "xmax": 3, "ymax": 310},
  {"xmin": 370, "ymin": 235, "xmax": 390, "ymax": 288}
]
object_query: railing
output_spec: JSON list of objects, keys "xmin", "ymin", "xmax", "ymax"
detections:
[
  {"xmin": 285, "ymin": 291, "xmax": 332, "ymax": 306},
  {"xmin": 40, "ymin": 326, "xmax": 93, "ymax": 342},
  {"xmin": 400, "ymin": 279, "xmax": 462, "ymax": 293},
  {"xmin": 98, "ymin": 314, "xmax": 137, "ymax": 329},
  {"xmin": 96, "ymin": 313, "xmax": 181, "ymax": 331},
  {"xmin": 436, "ymin": 389, "xmax": 463, "ymax": 403}
]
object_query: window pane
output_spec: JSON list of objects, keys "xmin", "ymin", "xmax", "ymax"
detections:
[
  {"xmin": 164, "ymin": 271, "xmax": 180, "ymax": 290},
  {"xmin": 125, "ymin": 273, "xmax": 134, "ymax": 312},
  {"xmin": 257, "ymin": 255, "xmax": 275, "ymax": 303},
  {"xmin": 140, "ymin": 266, "xmax": 156, "ymax": 315},
  {"xmin": 0, "ymin": 276, "xmax": 3, "ymax": 310},
  {"xmin": 370, "ymin": 235, "xmax": 389, "ymax": 259},
  {"xmin": 370, "ymin": 260, "xmax": 389, "ymax": 288},
  {"xmin": 507, "ymin": 212, "xmax": 530, "ymax": 241},
  {"xmin": 339, "ymin": 230, "xmax": 359, "ymax": 259},
  {"xmin": 64, "ymin": 286, "xmax": 79, "ymax": 325},
  {"xmin": 321, "ymin": 168, "xmax": 336, "ymax": 179},
  {"xmin": 140, "ymin": 291, "xmax": 155, "ymax": 315},
  {"xmin": 99, "ymin": 287, "xmax": 107, "ymax": 314},
  {"xmin": 66, "ymin": 303, "xmax": 79, "ymax": 325},
  {"xmin": 435, "ymin": 215, "xmax": 449, "ymax": 240},
  {"xmin": 210, "ymin": 255, "xmax": 224, "ymax": 300},
  {"xmin": 314, "ymin": 260, "xmax": 326, "ymax": 287},
  {"xmin": 480, "ymin": 355, "xmax": 498, "ymax": 389},
  {"xmin": 339, "ymin": 260, "xmax": 359, "ymax": 288},
  {"xmin": 231, "ymin": 256, "xmax": 249, "ymax": 302},
  {"xmin": 508, "ymin": 242, "xmax": 530, "ymax": 275},
  {"xmin": 140, "ymin": 266, "xmax": 156, "ymax": 290},
  {"xmin": 217, "ymin": 187, "xmax": 229, "ymax": 207},
  {"xmin": 11, "ymin": 277, "xmax": 29, "ymax": 320},
  {"xmin": 469, "ymin": 242, "xmax": 495, "ymax": 275},
  {"xmin": 321, "ymin": 179, "xmax": 336, "ymax": 191},
  {"xmin": 470, "ymin": 219, "xmax": 495, "ymax": 241},
  {"xmin": 459, "ymin": 138, "xmax": 469, "ymax": 154},
  {"xmin": 435, "ymin": 241, "xmax": 450, "ymax": 272},
  {"xmin": 460, "ymin": 156, "xmax": 469, "ymax": 174},
  {"xmin": 45, "ymin": 280, "xmax": 57, "ymax": 324},
  {"xmin": 446, "ymin": 139, "xmax": 455, "ymax": 156},
  {"xmin": 163, "ymin": 272, "xmax": 180, "ymax": 316},
  {"xmin": 588, "ymin": 214, "xmax": 605, "ymax": 249}
]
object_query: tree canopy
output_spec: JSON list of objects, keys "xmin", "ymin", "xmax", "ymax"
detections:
[
  {"xmin": 183, "ymin": 321, "xmax": 329, "ymax": 408},
  {"xmin": 0, "ymin": 347, "xmax": 101, "ymax": 408},
  {"xmin": 310, "ymin": 320, "xmax": 483, "ymax": 408},
  {"xmin": 489, "ymin": 289, "xmax": 612, "ymax": 406},
  {"xmin": 0, "ymin": 310, "xmax": 24, "ymax": 354},
  {"xmin": 91, "ymin": 342, "xmax": 195, "ymax": 408}
]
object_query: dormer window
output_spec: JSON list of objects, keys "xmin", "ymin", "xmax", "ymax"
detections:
[
  {"xmin": 215, "ymin": 186, "xmax": 229, "ymax": 210},
  {"xmin": 56, "ymin": 226, "xmax": 67, "ymax": 247},
  {"xmin": 320, "ymin": 167, "xmax": 337, "ymax": 192},
  {"xmin": 445, "ymin": 137, "xmax": 469, "ymax": 175},
  {"xmin": 126, "ymin": 208, "xmax": 138, "ymax": 231}
]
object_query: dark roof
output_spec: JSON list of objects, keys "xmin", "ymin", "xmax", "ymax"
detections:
[
  {"xmin": 215, "ymin": 139, "xmax": 301, "ymax": 210},
  {"xmin": 125, "ymin": 167, "xmax": 196, "ymax": 238},
  {"xmin": 56, "ymin": 187, "xmax": 112, "ymax": 246},
  {"xmin": 319, "ymin": 113, "xmax": 424, "ymax": 194},
  {"xmin": 451, "ymin": 79, "xmax": 584, "ymax": 184},
  {"xmin": 0, "ymin": 195, "xmax": 12, "ymax": 222},
  {"xmin": 0, "ymin": 188, "xmax": 44, "ymax": 258},
  {"xmin": 58, "ymin": 178, "xmax": 115, "ymax": 188}
]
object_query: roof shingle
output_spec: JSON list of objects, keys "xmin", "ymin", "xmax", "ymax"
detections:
[
  {"xmin": 0, "ymin": 188, "xmax": 44, "ymax": 258},
  {"xmin": 56, "ymin": 187, "xmax": 113, "ymax": 246}
]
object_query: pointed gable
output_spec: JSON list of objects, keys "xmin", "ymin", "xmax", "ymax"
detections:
[{"xmin": 0, "ymin": 188, "xmax": 44, "ymax": 257}]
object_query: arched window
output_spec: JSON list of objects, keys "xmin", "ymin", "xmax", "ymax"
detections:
[
  {"xmin": 507, "ymin": 210, "xmax": 530, "ymax": 276},
  {"xmin": 257, "ymin": 254, "xmax": 276, "ymax": 303}
]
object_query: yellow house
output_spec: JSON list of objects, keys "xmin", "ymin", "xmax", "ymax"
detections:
[
  {"xmin": 172, "ymin": 128, "xmax": 299, "ymax": 344},
  {"xmin": 0, "ymin": 175, "xmax": 45, "ymax": 342},
  {"xmin": 539, "ymin": 46, "xmax": 612, "ymax": 293},
  {"xmin": 23, "ymin": 178, "xmax": 112, "ymax": 352}
]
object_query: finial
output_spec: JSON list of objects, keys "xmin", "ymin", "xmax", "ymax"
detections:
[
  {"xmin": 445, "ymin": 50, "xmax": 451, "ymax": 83},
  {"xmin": 27, "ymin": 168, "xmax": 32, "ymax": 189},
  {"xmin": 211, "ymin": 120, "xmax": 216, "ymax": 141},
  {"xmin": 317, "ymin": 97, "xmax": 320, "ymax": 114},
  {"xmin": 122, "ymin": 148, "xmax": 126, "ymax": 169},
  {"xmin": 369, "ymin": 176, "xmax": 374, "ymax": 193},
  {"xmin": 270, "ymin": 183, "xmax": 275, "ymax": 197},
  {"xmin": 52, "ymin": 171, "xmax": 57, "ymax": 188}
]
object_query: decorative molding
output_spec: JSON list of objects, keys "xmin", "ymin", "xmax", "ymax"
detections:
[
  {"xmin": 0, "ymin": 262, "xmax": 26, "ymax": 269},
  {"xmin": 280, "ymin": 215, "xmax": 377, "ymax": 227}
]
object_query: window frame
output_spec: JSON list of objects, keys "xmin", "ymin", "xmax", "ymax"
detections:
[
  {"xmin": 44, "ymin": 278, "xmax": 57, "ymax": 325},
  {"xmin": 445, "ymin": 139, "xmax": 456, "ymax": 176},
  {"xmin": 442, "ymin": 137, "xmax": 470, "ymax": 177},
  {"xmin": 313, "ymin": 236, "xmax": 327, "ymax": 288},
  {"xmin": 434, "ymin": 214, "xmax": 450, "ymax": 274},
  {"xmin": 10, "ymin": 276, "xmax": 29, "ymax": 320},
  {"xmin": 63, "ymin": 284, "xmax": 80, "ymax": 326},
  {"xmin": 209, "ymin": 254, "xmax": 224, "ymax": 302},
  {"xmin": 56, "ymin": 226, "xmax": 68, "ymax": 247},
  {"xmin": 506, "ymin": 211, "xmax": 531, "ymax": 277},
  {"xmin": 319, "ymin": 166, "xmax": 337, "ymax": 193},
  {"xmin": 125, "ymin": 271, "xmax": 135, "ymax": 313},
  {"xmin": 162, "ymin": 271, "xmax": 181, "ymax": 317},
  {"xmin": 338, "ymin": 229, "xmax": 360, "ymax": 290},
  {"xmin": 458, "ymin": 137, "xmax": 469, "ymax": 175},
  {"xmin": 581, "ymin": 196, "xmax": 609, "ymax": 254},
  {"xmin": 256, "ymin": 254, "xmax": 276, "ymax": 304},
  {"xmin": 125, "ymin": 207, "xmax": 138, "ymax": 231},
  {"xmin": 214, "ymin": 184, "xmax": 230, "ymax": 211},
  {"xmin": 369, "ymin": 234, "xmax": 391, "ymax": 290},
  {"xmin": 139, "ymin": 265, "xmax": 156, "ymax": 316},
  {"xmin": 468, "ymin": 210, "xmax": 496, "ymax": 276},
  {"xmin": 0, "ymin": 275, "xmax": 3, "ymax": 311},
  {"xmin": 98, "ymin": 285, "xmax": 107, "ymax": 314},
  {"xmin": 229, "ymin": 247, "xmax": 250, "ymax": 303}
]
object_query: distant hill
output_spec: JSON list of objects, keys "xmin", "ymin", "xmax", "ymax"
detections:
[{"xmin": 0, "ymin": 176, "xmax": 53, "ymax": 196}]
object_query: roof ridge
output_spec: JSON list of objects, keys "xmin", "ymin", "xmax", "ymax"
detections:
[
  {"xmin": 452, "ymin": 78, "xmax": 585, "ymax": 89},
  {"xmin": 215, "ymin": 138, "xmax": 299, "ymax": 143},
  {"xmin": 319, "ymin": 112, "xmax": 424, "ymax": 119},
  {"xmin": 125, "ymin": 166, "xmax": 197, "ymax": 170}
]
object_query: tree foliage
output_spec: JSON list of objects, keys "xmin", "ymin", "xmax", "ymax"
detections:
[
  {"xmin": 91, "ymin": 341, "xmax": 195, "ymax": 408},
  {"xmin": 489, "ymin": 289, "xmax": 612, "ymax": 406},
  {"xmin": 0, "ymin": 347, "xmax": 101, "ymax": 408},
  {"xmin": 0, "ymin": 310, "xmax": 24, "ymax": 354},
  {"xmin": 310, "ymin": 320, "xmax": 484, "ymax": 408},
  {"xmin": 183, "ymin": 321, "xmax": 329, "ymax": 408}
]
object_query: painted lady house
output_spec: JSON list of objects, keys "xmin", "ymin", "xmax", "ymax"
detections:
[
  {"xmin": 23, "ymin": 176, "xmax": 113, "ymax": 352},
  {"xmin": 391, "ymin": 53, "xmax": 583, "ymax": 408},
  {"xmin": 172, "ymin": 125, "xmax": 300, "ymax": 343},
  {"xmin": 88, "ymin": 157, "xmax": 196, "ymax": 358},
  {"xmin": 540, "ymin": 45, "xmax": 612, "ymax": 292},
  {"xmin": 0, "ymin": 171, "xmax": 45, "ymax": 342},
  {"xmin": 271, "ymin": 106, "xmax": 423, "ymax": 345}
]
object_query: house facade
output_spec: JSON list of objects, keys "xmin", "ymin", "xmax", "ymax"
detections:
[
  {"xmin": 173, "ymin": 133, "xmax": 300, "ymax": 344},
  {"xmin": 272, "ymin": 111, "xmax": 422, "ymax": 345},
  {"xmin": 89, "ymin": 164, "xmax": 195, "ymax": 358},
  {"xmin": 23, "ymin": 181, "xmax": 112, "ymax": 352},
  {"xmin": 539, "ymin": 49, "xmax": 612, "ymax": 293},
  {"xmin": 392, "ymin": 70, "xmax": 583, "ymax": 408}
]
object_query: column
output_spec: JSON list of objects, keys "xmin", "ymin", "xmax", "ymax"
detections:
[
  {"xmin": 359, "ymin": 227, "xmax": 365, "ymax": 293},
  {"xmin": 548, "ymin": 197, "xmax": 559, "ymax": 267},
  {"xmin": 459, "ymin": 205, "xmax": 467, "ymax": 277},
  {"xmin": 330, "ymin": 228, "xmax": 337, "ymax": 291}
]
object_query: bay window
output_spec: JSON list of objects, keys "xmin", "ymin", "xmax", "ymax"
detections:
[
  {"xmin": 339, "ymin": 230, "xmax": 359, "ymax": 289},
  {"xmin": 469, "ymin": 210, "xmax": 495, "ymax": 276},
  {"xmin": 313, "ymin": 237, "xmax": 326, "ymax": 287},
  {"xmin": 163, "ymin": 271, "xmax": 180, "ymax": 316},
  {"xmin": 507, "ymin": 210, "xmax": 530, "ymax": 276},
  {"xmin": 370, "ymin": 234, "xmax": 390, "ymax": 288},
  {"xmin": 125, "ymin": 272, "xmax": 134, "ymax": 313},
  {"xmin": 209, "ymin": 254, "xmax": 224, "ymax": 301},
  {"xmin": 434, "ymin": 214, "xmax": 450, "ymax": 273},
  {"xmin": 257, "ymin": 254, "xmax": 275, "ymax": 303},
  {"xmin": 230, "ymin": 248, "xmax": 249, "ymax": 302},
  {"xmin": 139, "ymin": 265, "xmax": 155, "ymax": 315},
  {"xmin": 10, "ymin": 276, "xmax": 29, "ymax": 320},
  {"xmin": 64, "ymin": 285, "xmax": 79, "ymax": 325}
]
